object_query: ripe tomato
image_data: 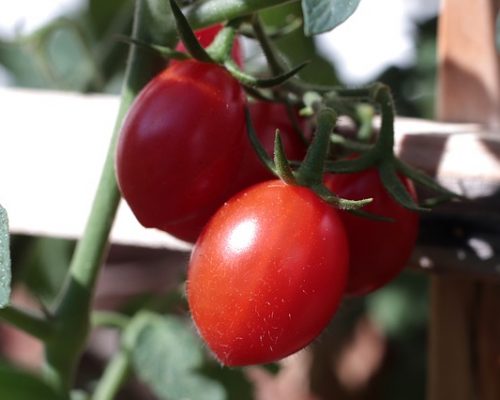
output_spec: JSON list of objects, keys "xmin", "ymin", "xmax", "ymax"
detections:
[
  {"xmin": 153, "ymin": 101, "xmax": 308, "ymax": 243},
  {"xmin": 230, "ymin": 102, "xmax": 307, "ymax": 194},
  {"xmin": 116, "ymin": 60, "xmax": 246, "ymax": 234},
  {"xmin": 175, "ymin": 24, "xmax": 243, "ymax": 66},
  {"xmin": 325, "ymin": 169, "xmax": 419, "ymax": 296},
  {"xmin": 187, "ymin": 180, "xmax": 349, "ymax": 366}
]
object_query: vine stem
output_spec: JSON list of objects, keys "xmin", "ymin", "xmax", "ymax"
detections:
[
  {"xmin": 92, "ymin": 349, "xmax": 131, "ymax": 400},
  {"xmin": 42, "ymin": 0, "xmax": 177, "ymax": 394},
  {"xmin": 38, "ymin": 0, "xmax": 301, "ymax": 397}
]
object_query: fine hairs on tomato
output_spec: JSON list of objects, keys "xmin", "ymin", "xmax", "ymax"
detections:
[
  {"xmin": 325, "ymin": 169, "xmax": 419, "ymax": 296},
  {"xmin": 187, "ymin": 180, "xmax": 349, "ymax": 366},
  {"xmin": 116, "ymin": 60, "xmax": 247, "ymax": 236}
]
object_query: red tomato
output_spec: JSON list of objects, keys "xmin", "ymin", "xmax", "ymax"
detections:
[
  {"xmin": 325, "ymin": 169, "xmax": 419, "ymax": 296},
  {"xmin": 116, "ymin": 60, "xmax": 246, "ymax": 233},
  {"xmin": 155, "ymin": 102, "xmax": 308, "ymax": 243},
  {"xmin": 175, "ymin": 24, "xmax": 243, "ymax": 67},
  {"xmin": 230, "ymin": 102, "xmax": 307, "ymax": 194},
  {"xmin": 187, "ymin": 180, "xmax": 349, "ymax": 366}
]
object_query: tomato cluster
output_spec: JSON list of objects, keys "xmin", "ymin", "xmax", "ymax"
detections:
[{"xmin": 116, "ymin": 26, "xmax": 419, "ymax": 367}]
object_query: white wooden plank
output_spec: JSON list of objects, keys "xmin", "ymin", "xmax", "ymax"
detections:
[{"xmin": 0, "ymin": 88, "xmax": 498, "ymax": 248}]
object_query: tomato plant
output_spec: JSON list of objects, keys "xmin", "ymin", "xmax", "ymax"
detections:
[
  {"xmin": 325, "ymin": 169, "xmax": 419, "ymax": 296},
  {"xmin": 116, "ymin": 59, "xmax": 247, "ymax": 236},
  {"xmin": 187, "ymin": 180, "xmax": 349, "ymax": 366}
]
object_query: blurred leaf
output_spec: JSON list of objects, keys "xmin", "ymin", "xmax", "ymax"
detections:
[
  {"xmin": 301, "ymin": 0, "xmax": 361, "ymax": 36},
  {"xmin": 15, "ymin": 237, "xmax": 74, "ymax": 305},
  {"xmin": 0, "ymin": 205, "xmax": 11, "ymax": 307},
  {"xmin": 132, "ymin": 313, "xmax": 226, "ymax": 400},
  {"xmin": 260, "ymin": 3, "xmax": 339, "ymax": 85},
  {"xmin": 367, "ymin": 270, "xmax": 428, "ymax": 336},
  {"xmin": 0, "ymin": 40, "xmax": 50, "ymax": 88},
  {"xmin": 88, "ymin": 0, "xmax": 132, "ymax": 38},
  {"xmin": 0, "ymin": 362, "xmax": 64, "ymax": 400}
]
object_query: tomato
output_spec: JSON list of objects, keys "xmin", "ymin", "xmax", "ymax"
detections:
[
  {"xmin": 175, "ymin": 24, "xmax": 243, "ymax": 67},
  {"xmin": 187, "ymin": 180, "xmax": 349, "ymax": 366},
  {"xmin": 325, "ymin": 169, "xmax": 419, "ymax": 296},
  {"xmin": 116, "ymin": 60, "xmax": 246, "ymax": 234},
  {"xmin": 150, "ymin": 101, "xmax": 308, "ymax": 243},
  {"xmin": 230, "ymin": 102, "xmax": 307, "ymax": 194}
]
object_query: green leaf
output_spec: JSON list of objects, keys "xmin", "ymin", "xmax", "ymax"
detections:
[
  {"xmin": 302, "ymin": 0, "xmax": 362, "ymax": 36},
  {"xmin": 0, "ymin": 362, "xmax": 65, "ymax": 400},
  {"xmin": 132, "ymin": 313, "xmax": 226, "ymax": 400},
  {"xmin": 0, "ymin": 205, "xmax": 11, "ymax": 308}
]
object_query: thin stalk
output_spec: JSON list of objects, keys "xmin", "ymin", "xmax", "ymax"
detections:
[
  {"xmin": 42, "ymin": 0, "xmax": 177, "ymax": 394},
  {"xmin": 92, "ymin": 350, "xmax": 131, "ymax": 400},
  {"xmin": 0, "ymin": 305, "xmax": 52, "ymax": 341}
]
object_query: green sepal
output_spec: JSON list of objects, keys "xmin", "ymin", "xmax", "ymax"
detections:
[
  {"xmin": 274, "ymin": 131, "xmax": 296, "ymax": 184},
  {"xmin": 224, "ymin": 59, "xmax": 308, "ymax": 88},
  {"xmin": 348, "ymin": 208, "xmax": 395, "ymax": 223},
  {"xmin": 245, "ymin": 107, "xmax": 277, "ymax": 174},
  {"xmin": 243, "ymin": 86, "xmax": 279, "ymax": 102},
  {"xmin": 378, "ymin": 162, "xmax": 428, "ymax": 212},
  {"xmin": 324, "ymin": 151, "xmax": 378, "ymax": 173},
  {"xmin": 169, "ymin": 0, "xmax": 213, "ymax": 63},
  {"xmin": 118, "ymin": 36, "xmax": 191, "ymax": 61},
  {"xmin": 396, "ymin": 159, "xmax": 463, "ymax": 200},
  {"xmin": 313, "ymin": 184, "xmax": 372, "ymax": 210}
]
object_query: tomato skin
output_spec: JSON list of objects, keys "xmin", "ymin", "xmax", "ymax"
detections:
[
  {"xmin": 230, "ymin": 102, "xmax": 307, "ymax": 194},
  {"xmin": 187, "ymin": 180, "xmax": 349, "ymax": 366},
  {"xmin": 116, "ymin": 60, "xmax": 246, "ymax": 233},
  {"xmin": 325, "ymin": 169, "xmax": 419, "ymax": 296},
  {"xmin": 175, "ymin": 24, "xmax": 243, "ymax": 67},
  {"xmin": 157, "ymin": 102, "xmax": 307, "ymax": 243}
]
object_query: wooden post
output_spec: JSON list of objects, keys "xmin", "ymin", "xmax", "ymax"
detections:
[{"xmin": 429, "ymin": 0, "xmax": 500, "ymax": 399}]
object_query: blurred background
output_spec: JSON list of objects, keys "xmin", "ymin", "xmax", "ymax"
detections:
[{"xmin": 0, "ymin": 1, "xmax": 441, "ymax": 399}]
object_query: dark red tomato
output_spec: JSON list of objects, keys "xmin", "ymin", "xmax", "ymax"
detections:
[
  {"xmin": 187, "ymin": 180, "xmax": 349, "ymax": 366},
  {"xmin": 325, "ymin": 169, "xmax": 419, "ymax": 296},
  {"xmin": 230, "ymin": 102, "xmax": 307, "ymax": 194},
  {"xmin": 116, "ymin": 60, "xmax": 246, "ymax": 234},
  {"xmin": 175, "ymin": 24, "xmax": 243, "ymax": 67},
  {"xmin": 155, "ymin": 102, "xmax": 308, "ymax": 243}
]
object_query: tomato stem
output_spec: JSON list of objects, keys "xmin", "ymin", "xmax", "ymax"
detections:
[{"xmin": 295, "ymin": 108, "xmax": 337, "ymax": 186}]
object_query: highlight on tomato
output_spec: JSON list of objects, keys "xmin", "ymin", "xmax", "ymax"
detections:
[
  {"xmin": 325, "ymin": 168, "xmax": 419, "ymax": 296},
  {"xmin": 187, "ymin": 180, "xmax": 349, "ymax": 366}
]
